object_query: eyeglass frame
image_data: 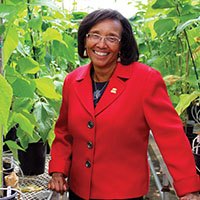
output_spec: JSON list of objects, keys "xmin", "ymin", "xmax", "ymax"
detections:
[{"xmin": 86, "ymin": 33, "xmax": 121, "ymax": 45}]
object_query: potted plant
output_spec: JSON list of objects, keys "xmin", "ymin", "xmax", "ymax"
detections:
[
  {"xmin": 0, "ymin": 74, "xmax": 17, "ymax": 199},
  {"xmin": 0, "ymin": 39, "xmax": 21, "ymax": 200},
  {"xmin": 0, "ymin": 0, "xmax": 78, "ymax": 176}
]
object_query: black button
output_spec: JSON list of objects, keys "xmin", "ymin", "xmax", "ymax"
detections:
[
  {"xmin": 85, "ymin": 160, "xmax": 91, "ymax": 168},
  {"xmin": 88, "ymin": 121, "xmax": 94, "ymax": 128},
  {"xmin": 87, "ymin": 141, "xmax": 93, "ymax": 149}
]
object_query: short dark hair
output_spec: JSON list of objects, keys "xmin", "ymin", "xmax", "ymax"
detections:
[{"xmin": 77, "ymin": 9, "xmax": 139, "ymax": 65}]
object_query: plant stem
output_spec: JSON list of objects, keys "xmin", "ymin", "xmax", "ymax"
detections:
[
  {"xmin": 27, "ymin": 0, "xmax": 38, "ymax": 79},
  {"xmin": 27, "ymin": 0, "xmax": 37, "ymax": 61},
  {"xmin": 176, "ymin": 2, "xmax": 200, "ymax": 89},
  {"xmin": 183, "ymin": 30, "xmax": 200, "ymax": 89}
]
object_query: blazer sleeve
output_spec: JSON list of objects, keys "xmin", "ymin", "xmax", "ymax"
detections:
[
  {"xmin": 142, "ymin": 69, "xmax": 200, "ymax": 197},
  {"xmin": 49, "ymin": 75, "xmax": 72, "ymax": 177}
]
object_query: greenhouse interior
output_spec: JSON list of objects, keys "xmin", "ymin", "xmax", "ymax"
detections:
[{"xmin": 0, "ymin": 0, "xmax": 200, "ymax": 199}]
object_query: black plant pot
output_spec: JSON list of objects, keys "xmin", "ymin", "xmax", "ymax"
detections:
[
  {"xmin": 17, "ymin": 140, "xmax": 47, "ymax": 175},
  {"xmin": 46, "ymin": 143, "xmax": 51, "ymax": 154}
]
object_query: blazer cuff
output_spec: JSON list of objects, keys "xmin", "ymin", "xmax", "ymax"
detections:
[
  {"xmin": 48, "ymin": 158, "xmax": 71, "ymax": 177},
  {"xmin": 173, "ymin": 175, "xmax": 200, "ymax": 197}
]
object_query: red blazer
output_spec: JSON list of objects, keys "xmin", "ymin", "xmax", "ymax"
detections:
[{"xmin": 49, "ymin": 62, "xmax": 200, "ymax": 199}]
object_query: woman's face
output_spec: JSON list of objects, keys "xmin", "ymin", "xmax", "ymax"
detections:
[{"xmin": 85, "ymin": 19, "xmax": 122, "ymax": 70}]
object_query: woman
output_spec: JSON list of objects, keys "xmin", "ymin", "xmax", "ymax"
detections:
[{"xmin": 48, "ymin": 9, "xmax": 200, "ymax": 200}]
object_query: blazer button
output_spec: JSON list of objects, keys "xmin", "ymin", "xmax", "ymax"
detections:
[
  {"xmin": 85, "ymin": 160, "xmax": 91, "ymax": 168},
  {"xmin": 88, "ymin": 121, "xmax": 94, "ymax": 128},
  {"xmin": 87, "ymin": 141, "xmax": 93, "ymax": 149}
]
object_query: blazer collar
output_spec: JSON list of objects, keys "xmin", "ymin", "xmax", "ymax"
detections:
[{"xmin": 74, "ymin": 62, "xmax": 133, "ymax": 117}]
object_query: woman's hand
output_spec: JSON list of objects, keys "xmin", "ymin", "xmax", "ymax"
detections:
[
  {"xmin": 179, "ymin": 192, "xmax": 200, "ymax": 200},
  {"xmin": 48, "ymin": 172, "xmax": 69, "ymax": 195}
]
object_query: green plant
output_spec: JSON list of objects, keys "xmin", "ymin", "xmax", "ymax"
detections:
[
  {"xmin": 0, "ymin": 0, "xmax": 85, "ymax": 192},
  {"xmin": 0, "ymin": 0, "xmax": 82, "ymax": 158},
  {"xmin": 0, "ymin": 75, "xmax": 13, "ymax": 193},
  {"xmin": 130, "ymin": 0, "xmax": 200, "ymax": 120}
]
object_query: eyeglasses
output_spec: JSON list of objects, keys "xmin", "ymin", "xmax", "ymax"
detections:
[{"xmin": 86, "ymin": 33, "xmax": 121, "ymax": 45}]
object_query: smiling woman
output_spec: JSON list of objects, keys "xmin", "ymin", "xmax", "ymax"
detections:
[
  {"xmin": 48, "ymin": 8, "xmax": 200, "ymax": 200},
  {"xmin": 84, "ymin": 19, "xmax": 122, "ymax": 81}
]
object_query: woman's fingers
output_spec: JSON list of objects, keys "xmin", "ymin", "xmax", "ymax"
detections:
[{"xmin": 48, "ymin": 173, "xmax": 68, "ymax": 195}]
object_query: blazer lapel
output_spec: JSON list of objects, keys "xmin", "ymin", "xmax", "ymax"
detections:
[
  {"xmin": 74, "ymin": 64, "xmax": 94, "ymax": 116},
  {"xmin": 94, "ymin": 63, "xmax": 132, "ymax": 116}
]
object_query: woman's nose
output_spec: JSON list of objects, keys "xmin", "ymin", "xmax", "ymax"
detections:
[{"xmin": 96, "ymin": 37, "xmax": 107, "ymax": 47}]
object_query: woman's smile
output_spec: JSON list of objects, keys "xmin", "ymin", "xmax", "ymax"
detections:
[
  {"xmin": 93, "ymin": 50, "xmax": 109, "ymax": 57},
  {"xmin": 85, "ymin": 19, "xmax": 122, "ymax": 70}
]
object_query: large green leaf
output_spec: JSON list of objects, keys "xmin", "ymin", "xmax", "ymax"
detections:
[
  {"xmin": 20, "ymin": 110, "xmax": 37, "ymax": 126},
  {"xmin": 33, "ymin": 101, "xmax": 55, "ymax": 142},
  {"xmin": 28, "ymin": 15, "xmax": 43, "ymax": 31},
  {"xmin": 63, "ymin": 34, "xmax": 76, "ymax": 63},
  {"xmin": 18, "ymin": 57, "xmax": 40, "ymax": 74},
  {"xmin": 17, "ymin": 127, "xmax": 40, "ymax": 149},
  {"xmin": 154, "ymin": 18, "xmax": 176, "ymax": 36},
  {"xmin": 152, "ymin": 0, "xmax": 175, "ymax": 9},
  {"xmin": 3, "ymin": 25, "xmax": 19, "ymax": 67},
  {"xmin": 35, "ymin": 77, "xmax": 61, "ymax": 100},
  {"xmin": 13, "ymin": 98, "xmax": 33, "ymax": 112},
  {"xmin": 144, "ymin": 19, "xmax": 157, "ymax": 40},
  {"xmin": 42, "ymin": 27, "xmax": 63, "ymax": 42},
  {"xmin": 0, "ymin": 4, "xmax": 17, "ymax": 19},
  {"xmin": 52, "ymin": 40, "xmax": 74, "ymax": 63},
  {"xmin": 176, "ymin": 16, "xmax": 200, "ymax": 35},
  {"xmin": 12, "ymin": 112, "xmax": 34, "ymax": 137},
  {"xmin": 47, "ymin": 98, "xmax": 62, "ymax": 116},
  {"xmin": 47, "ymin": 121, "xmax": 55, "ymax": 147},
  {"xmin": 5, "ymin": 65, "xmax": 18, "ymax": 84},
  {"xmin": 0, "ymin": 75, "xmax": 13, "ymax": 133},
  {"xmin": 5, "ymin": 140, "xmax": 24, "ymax": 161},
  {"xmin": 4, "ymin": 140, "xmax": 24, "ymax": 151},
  {"xmin": 11, "ymin": 78, "xmax": 35, "ymax": 98},
  {"xmin": 175, "ymin": 91, "xmax": 200, "ymax": 115}
]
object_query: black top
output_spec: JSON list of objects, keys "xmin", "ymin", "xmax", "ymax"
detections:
[{"xmin": 92, "ymin": 79, "xmax": 108, "ymax": 107}]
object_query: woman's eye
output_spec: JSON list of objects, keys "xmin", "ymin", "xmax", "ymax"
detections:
[
  {"xmin": 107, "ymin": 37, "xmax": 117, "ymax": 42},
  {"xmin": 93, "ymin": 34, "xmax": 100, "ymax": 39}
]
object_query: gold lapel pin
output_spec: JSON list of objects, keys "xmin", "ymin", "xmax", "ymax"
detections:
[{"xmin": 111, "ymin": 88, "xmax": 117, "ymax": 94}]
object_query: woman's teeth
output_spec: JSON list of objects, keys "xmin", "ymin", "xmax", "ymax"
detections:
[{"xmin": 94, "ymin": 51, "xmax": 108, "ymax": 56}]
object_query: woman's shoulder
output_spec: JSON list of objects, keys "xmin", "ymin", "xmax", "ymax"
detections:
[
  {"xmin": 65, "ymin": 63, "xmax": 91, "ymax": 81},
  {"xmin": 132, "ymin": 61, "xmax": 159, "ymax": 75},
  {"xmin": 127, "ymin": 61, "xmax": 161, "ymax": 81}
]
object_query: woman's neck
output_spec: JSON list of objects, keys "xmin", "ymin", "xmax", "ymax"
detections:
[{"xmin": 92, "ymin": 64, "xmax": 117, "ymax": 82}]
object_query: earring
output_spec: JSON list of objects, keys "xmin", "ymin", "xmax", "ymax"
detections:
[
  {"xmin": 117, "ymin": 53, "xmax": 121, "ymax": 62},
  {"xmin": 84, "ymin": 49, "xmax": 87, "ymax": 57},
  {"xmin": 117, "ymin": 57, "xmax": 121, "ymax": 62}
]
